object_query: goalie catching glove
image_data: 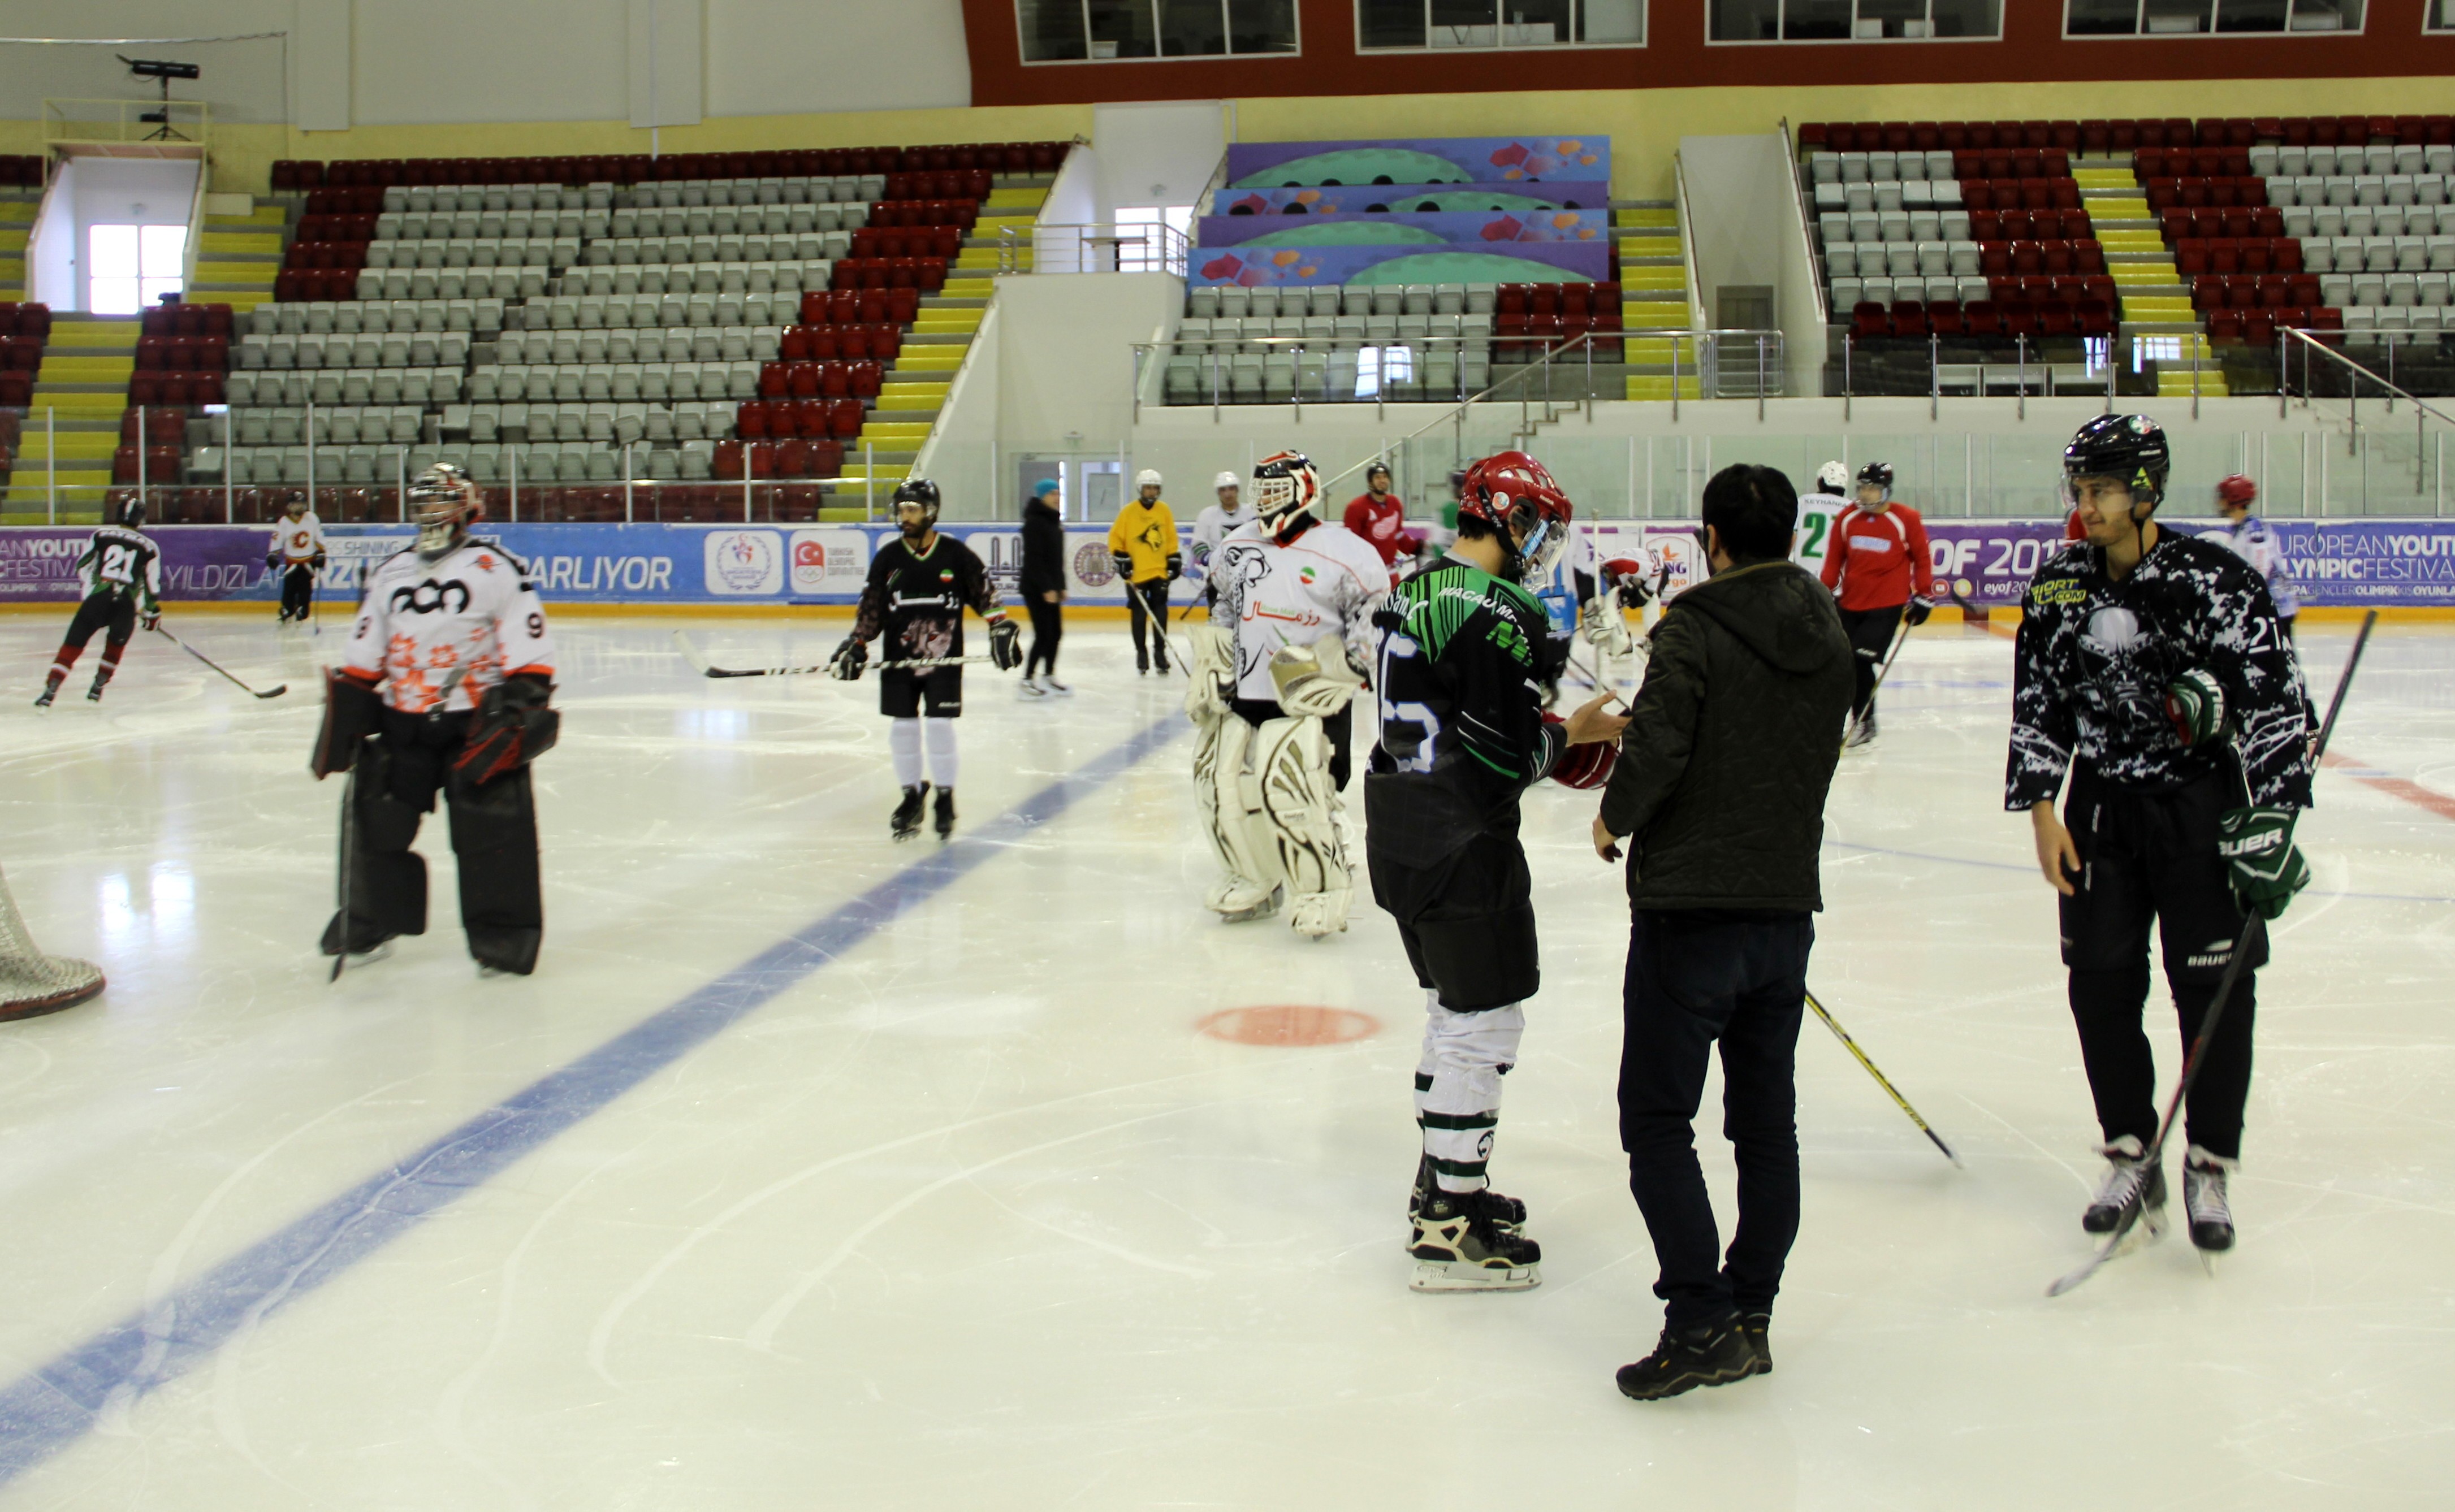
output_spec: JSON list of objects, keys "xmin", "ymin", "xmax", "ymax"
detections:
[
  {"xmin": 452, "ymin": 674, "xmax": 559, "ymax": 786},
  {"xmin": 2218, "ymin": 805, "xmax": 2310, "ymax": 921},
  {"xmin": 828, "ymin": 636, "xmax": 868, "ymax": 681},
  {"xmin": 986, "ymin": 614, "xmax": 1022, "ymax": 671},
  {"xmin": 2164, "ymin": 668, "xmax": 2227, "ymax": 747}
]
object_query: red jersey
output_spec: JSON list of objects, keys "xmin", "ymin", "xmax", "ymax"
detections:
[
  {"xmin": 1343, "ymin": 492, "xmax": 1406, "ymax": 566},
  {"xmin": 1818, "ymin": 502, "xmax": 1934, "ymax": 611}
]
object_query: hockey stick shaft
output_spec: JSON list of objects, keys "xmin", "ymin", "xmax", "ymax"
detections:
[
  {"xmin": 149, "ymin": 623, "xmax": 287, "ymax": 698},
  {"xmin": 2050, "ymin": 611, "xmax": 2377, "ymax": 1295},
  {"xmin": 1840, "ymin": 618, "xmax": 1913, "ymax": 749},
  {"xmin": 330, "ymin": 764, "xmax": 355, "ymax": 983},
  {"xmin": 1804, "ymin": 990, "xmax": 1961, "ymax": 1166}
]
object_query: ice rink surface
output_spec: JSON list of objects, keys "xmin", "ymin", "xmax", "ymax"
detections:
[{"xmin": 0, "ymin": 607, "xmax": 2449, "ymax": 1511}]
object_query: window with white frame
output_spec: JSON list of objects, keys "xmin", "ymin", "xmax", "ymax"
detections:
[
  {"xmin": 1019, "ymin": 0, "xmax": 1298, "ymax": 60},
  {"xmin": 88, "ymin": 224, "xmax": 185, "ymax": 315},
  {"xmin": 1114, "ymin": 205, "xmax": 1194, "ymax": 272},
  {"xmin": 1358, "ymin": 0, "xmax": 1644, "ymax": 51},
  {"xmin": 2422, "ymin": 0, "xmax": 2452, "ymax": 25},
  {"xmin": 2064, "ymin": 0, "xmax": 2361, "ymax": 32},
  {"xmin": 1710, "ymin": 0, "xmax": 1998, "ymax": 39}
]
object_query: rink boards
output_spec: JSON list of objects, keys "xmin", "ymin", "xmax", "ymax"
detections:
[{"xmin": 0, "ymin": 518, "xmax": 2450, "ymax": 609}]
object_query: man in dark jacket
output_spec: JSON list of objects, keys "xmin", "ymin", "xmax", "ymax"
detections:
[
  {"xmin": 1592, "ymin": 463, "xmax": 1853, "ymax": 1402},
  {"xmin": 1018, "ymin": 478, "xmax": 1070, "ymax": 695}
]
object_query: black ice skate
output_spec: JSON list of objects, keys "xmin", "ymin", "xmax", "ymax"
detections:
[
  {"xmin": 2082, "ymin": 1135, "xmax": 2168, "ymax": 1244},
  {"xmin": 1405, "ymin": 1154, "xmax": 1523, "ymax": 1236},
  {"xmin": 891, "ymin": 784, "xmax": 930, "ymax": 842},
  {"xmin": 1845, "ymin": 708, "xmax": 1879, "ymax": 747},
  {"xmin": 2184, "ymin": 1146, "xmax": 2235, "ymax": 1256},
  {"xmin": 1408, "ymin": 1185, "xmax": 1541, "ymax": 1292},
  {"xmin": 932, "ymin": 786, "xmax": 957, "ymax": 841},
  {"xmin": 33, "ymin": 682, "xmax": 57, "ymax": 708},
  {"xmin": 1616, "ymin": 1316, "xmax": 1761, "ymax": 1400},
  {"xmin": 85, "ymin": 671, "xmax": 111, "ymax": 703}
]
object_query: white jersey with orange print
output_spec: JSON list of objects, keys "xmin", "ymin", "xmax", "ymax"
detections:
[
  {"xmin": 273, "ymin": 510, "xmax": 327, "ymax": 565},
  {"xmin": 344, "ymin": 541, "xmax": 555, "ymax": 714},
  {"xmin": 1211, "ymin": 518, "xmax": 1392, "ymax": 704}
]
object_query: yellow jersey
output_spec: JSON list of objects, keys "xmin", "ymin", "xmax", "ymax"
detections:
[{"xmin": 1107, "ymin": 499, "xmax": 1182, "ymax": 584}]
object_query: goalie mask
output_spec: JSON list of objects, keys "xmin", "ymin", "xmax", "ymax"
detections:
[
  {"xmin": 1250, "ymin": 450, "xmax": 1322, "ymax": 543},
  {"xmin": 1458, "ymin": 450, "xmax": 1574, "ymax": 585},
  {"xmin": 409, "ymin": 463, "xmax": 481, "ymax": 561}
]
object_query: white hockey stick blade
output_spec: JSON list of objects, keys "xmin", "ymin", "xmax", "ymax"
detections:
[{"xmin": 671, "ymin": 630, "xmax": 715, "ymax": 675}]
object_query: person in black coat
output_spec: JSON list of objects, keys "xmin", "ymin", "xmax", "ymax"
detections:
[
  {"xmin": 1592, "ymin": 462, "xmax": 1853, "ymax": 1402},
  {"xmin": 1019, "ymin": 478, "xmax": 1070, "ymax": 695}
]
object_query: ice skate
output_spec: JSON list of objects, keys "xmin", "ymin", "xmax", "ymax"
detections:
[
  {"xmin": 1043, "ymin": 677, "xmax": 1073, "ymax": 696},
  {"xmin": 2082, "ymin": 1135, "xmax": 2169, "ymax": 1245},
  {"xmin": 86, "ymin": 671, "xmax": 111, "ymax": 703},
  {"xmin": 1408, "ymin": 1186, "xmax": 1541, "ymax": 1292},
  {"xmin": 2184, "ymin": 1146, "xmax": 2235, "ymax": 1259},
  {"xmin": 1287, "ymin": 889, "xmax": 1348, "ymax": 939},
  {"xmin": 1018, "ymin": 675, "xmax": 1046, "ymax": 698},
  {"xmin": 932, "ymin": 786, "xmax": 957, "ymax": 841},
  {"xmin": 890, "ymin": 783, "xmax": 930, "ymax": 843},
  {"xmin": 1845, "ymin": 708, "xmax": 1878, "ymax": 747},
  {"xmin": 33, "ymin": 683, "xmax": 56, "ymax": 708},
  {"xmin": 1406, "ymin": 1155, "xmax": 1522, "ymax": 1236},
  {"xmin": 1616, "ymin": 1316, "xmax": 1760, "ymax": 1400},
  {"xmin": 1204, "ymin": 880, "xmax": 1280, "ymax": 923}
]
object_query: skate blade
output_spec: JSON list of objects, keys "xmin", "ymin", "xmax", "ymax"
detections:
[
  {"xmin": 1410, "ymin": 1258, "xmax": 1541, "ymax": 1293},
  {"xmin": 2111, "ymin": 1205, "xmax": 2168, "ymax": 1258},
  {"xmin": 1212, "ymin": 897, "xmax": 1280, "ymax": 924}
]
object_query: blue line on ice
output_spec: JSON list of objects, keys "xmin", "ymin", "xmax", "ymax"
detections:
[{"xmin": 0, "ymin": 712, "xmax": 1187, "ymax": 1487}]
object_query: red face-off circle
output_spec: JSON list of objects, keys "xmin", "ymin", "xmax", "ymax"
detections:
[{"xmin": 1195, "ymin": 1005, "xmax": 1381, "ymax": 1047}]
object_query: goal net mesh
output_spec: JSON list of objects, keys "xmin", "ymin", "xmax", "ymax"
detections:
[{"xmin": 0, "ymin": 864, "xmax": 104, "ymax": 1018}]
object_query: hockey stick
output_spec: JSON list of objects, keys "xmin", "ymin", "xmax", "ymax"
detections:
[
  {"xmin": 2047, "ymin": 610, "xmax": 2378, "ymax": 1297},
  {"xmin": 330, "ymin": 761, "xmax": 356, "ymax": 983},
  {"xmin": 672, "ymin": 631, "xmax": 991, "ymax": 679},
  {"xmin": 1840, "ymin": 619, "xmax": 1912, "ymax": 750},
  {"xmin": 1804, "ymin": 990, "xmax": 1961, "ymax": 1167},
  {"xmin": 149, "ymin": 623, "xmax": 287, "ymax": 699}
]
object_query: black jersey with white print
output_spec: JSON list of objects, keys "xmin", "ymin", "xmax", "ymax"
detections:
[
  {"xmin": 2007, "ymin": 529, "xmax": 2312, "ymax": 812},
  {"xmin": 851, "ymin": 534, "xmax": 1002, "ymax": 664},
  {"xmin": 75, "ymin": 525, "xmax": 163, "ymax": 612}
]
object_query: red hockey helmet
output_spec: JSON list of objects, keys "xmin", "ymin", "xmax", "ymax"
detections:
[
  {"xmin": 1458, "ymin": 450, "xmax": 1573, "ymax": 580},
  {"xmin": 2215, "ymin": 474, "xmax": 2257, "ymax": 509}
]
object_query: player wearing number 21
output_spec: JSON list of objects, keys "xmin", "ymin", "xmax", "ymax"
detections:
[{"xmin": 2012, "ymin": 415, "xmax": 2314, "ymax": 1261}]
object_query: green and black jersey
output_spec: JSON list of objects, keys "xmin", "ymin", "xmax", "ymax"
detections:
[{"xmin": 1364, "ymin": 556, "xmax": 1566, "ymax": 858}]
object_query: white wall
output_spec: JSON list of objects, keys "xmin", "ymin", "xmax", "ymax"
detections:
[
  {"xmin": 27, "ymin": 162, "xmax": 78, "ymax": 309},
  {"xmin": 0, "ymin": 0, "xmax": 974, "ymax": 129},
  {"xmin": 704, "ymin": 0, "xmax": 970, "ymax": 118},
  {"xmin": 1090, "ymin": 100, "xmax": 1224, "ymax": 222},
  {"xmin": 995, "ymin": 273, "xmax": 1183, "ymax": 443},
  {"xmin": 1678, "ymin": 133, "xmax": 1793, "ymax": 324}
]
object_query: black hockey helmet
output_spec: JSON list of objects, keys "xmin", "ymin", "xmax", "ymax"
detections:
[
  {"xmin": 891, "ymin": 476, "xmax": 941, "ymax": 530},
  {"xmin": 1855, "ymin": 461, "xmax": 1894, "ymax": 497},
  {"xmin": 116, "ymin": 495, "xmax": 146, "ymax": 528},
  {"xmin": 2063, "ymin": 413, "xmax": 2170, "ymax": 509}
]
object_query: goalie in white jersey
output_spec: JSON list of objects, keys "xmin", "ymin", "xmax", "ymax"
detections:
[
  {"xmin": 310, "ymin": 464, "xmax": 559, "ymax": 976},
  {"xmin": 1187, "ymin": 450, "xmax": 1391, "ymax": 939}
]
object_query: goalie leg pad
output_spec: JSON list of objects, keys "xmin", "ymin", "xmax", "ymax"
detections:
[
  {"xmin": 447, "ymin": 763, "xmax": 543, "ymax": 974},
  {"xmin": 1255, "ymin": 715, "xmax": 1350, "ymax": 938},
  {"xmin": 1194, "ymin": 714, "xmax": 1278, "ymax": 915},
  {"xmin": 325, "ymin": 735, "xmax": 432, "ymax": 954}
]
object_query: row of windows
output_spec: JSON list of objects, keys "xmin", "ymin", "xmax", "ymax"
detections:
[{"xmin": 1020, "ymin": 0, "xmax": 2452, "ymax": 57}]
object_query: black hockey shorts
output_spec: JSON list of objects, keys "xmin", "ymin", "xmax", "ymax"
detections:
[
  {"xmin": 327, "ymin": 706, "xmax": 543, "ymax": 973},
  {"xmin": 1364, "ymin": 791, "xmax": 1537, "ymax": 1012},
  {"xmin": 880, "ymin": 665, "xmax": 962, "ymax": 718},
  {"xmin": 2059, "ymin": 764, "xmax": 2266, "ymax": 983},
  {"xmin": 63, "ymin": 592, "xmax": 137, "ymax": 651},
  {"xmin": 280, "ymin": 564, "xmax": 317, "ymax": 618}
]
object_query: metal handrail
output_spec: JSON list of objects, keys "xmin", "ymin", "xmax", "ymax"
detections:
[
  {"xmin": 1777, "ymin": 117, "xmax": 1831, "ymax": 332},
  {"xmin": 1030, "ymin": 222, "xmax": 1190, "ymax": 277},
  {"xmin": 1672, "ymin": 154, "xmax": 1709, "ymax": 337},
  {"xmin": 2280, "ymin": 324, "xmax": 2455, "ymax": 430}
]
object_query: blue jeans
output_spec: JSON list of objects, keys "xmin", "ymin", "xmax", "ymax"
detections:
[{"xmin": 1618, "ymin": 909, "xmax": 1812, "ymax": 1330}]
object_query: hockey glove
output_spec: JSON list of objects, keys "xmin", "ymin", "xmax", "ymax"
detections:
[
  {"xmin": 1165, "ymin": 553, "xmax": 1183, "ymax": 582},
  {"xmin": 265, "ymin": 551, "xmax": 282, "ymax": 570},
  {"xmin": 2218, "ymin": 805, "xmax": 2311, "ymax": 921},
  {"xmin": 2164, "ymin": 669, "xmax": 2228, "ymax": 747},
  {"xmin": 309, "ymin": 668, "xmax": 386, "ymax": 779},
  {"xmin": 1905, "ymin": 595, "xmax": 1934, "ymax": 627},
  {"xmin": 827, "ymin": 636, "xmax": 868, "ymax": 682},
  {"xmin": 140, "ymin": 610, "xmax": 161, "ymax": 632},
  {"xmin": 986, "ymin": 614, "xmax": 1022, "ymax": 671},
  {"xmin": 1110, "ymin": 553, "xmax": 1134, "ymax": 583},
  {"xmin": 1542, "ymin": 712, "xmax": 1619, "ymax": 790},
  {"xmin": 453, "ymin": 674, "xmax": 560, "ymax": 787}
]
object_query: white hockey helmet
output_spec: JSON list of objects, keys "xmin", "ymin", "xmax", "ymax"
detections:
[
  {"xmin": 1213, "ymin": 470, "xmax": 1239, "ymax": 492},
  {"xmin": 1250, "ymin": 450, "xmax": 1322, "ymax": 541},
  {"xmin": 409, "ymin": 463, "xmax": 482, "ymax": 561},
  {"xmin": 1135, "ymin": 468, "xmax": 1163, "ymax": 491},
  {"xmin": 1816, "ymin": 460, "xmax": 1849, "ymax": 495}
]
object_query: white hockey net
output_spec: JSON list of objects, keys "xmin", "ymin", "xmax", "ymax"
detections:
[{"xmin": 0, "ymin": 864, "xmax": 104, "ymax": 1020}]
